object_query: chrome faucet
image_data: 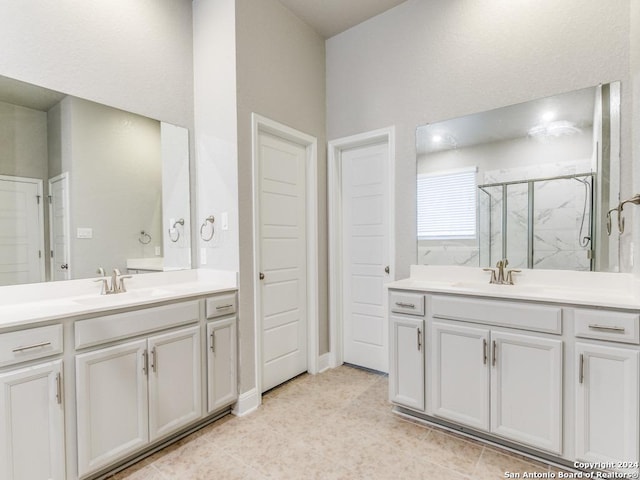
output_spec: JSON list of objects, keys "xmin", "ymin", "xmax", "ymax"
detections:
[
  {"xmin": 483, "ymin": 259, "xmax": 521, "ymax": 285},
  {"xmin": 94, "ymin": 267, "xmax": 132, "ymax": 294},
  {"xmin": 111, "ymin": 268, "xmax": 133, "ymax": 294}
]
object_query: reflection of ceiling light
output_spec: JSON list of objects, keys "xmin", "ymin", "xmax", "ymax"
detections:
[
  {"xmin": 541, "ymin": 111, "xmax": 555, "ymax": 122},
  {"xmin": 528, "ymin": 120, "xmax": 581, "ymax": 139},
  {"xmin": 432, "ymin": 134, "xmax": 442, "ymax": 142}
]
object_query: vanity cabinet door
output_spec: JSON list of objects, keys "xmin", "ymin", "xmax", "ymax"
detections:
[
  {"xmin": 490, "ymin": 331, "xmax": 563, "ymax": 454},
  {"xmin": 76, "ymin": 340, "xmax": 149, "ymax": 477},
  {"xmin": 148, "ymin": 326, "xmax": 202, "ymax": 441},
  {"xmin": 389, "ymin": 315, "xmax": 424, "ymax": 410},
  {"xmin": 575, "ymin": 343, "xmax": 639, "ymax": 468},
  {"xmin": 431, "ymin": 322, "xmax": 490, "ymax": 430},
  {"xmin": 207, "ymin": 317, "xmax": 237, "ymax": 413},
  {"xmin": 0, "ymin": 360, "xmax": 65, "ymax": 480}
]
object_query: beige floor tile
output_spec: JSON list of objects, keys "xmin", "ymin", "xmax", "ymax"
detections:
[
  {"xmin": 473, "ymin": 448, "xmax": 550, "ymax": 479},
  {"xmin": 113, "ymin": 462, "xmax": 165, "ymax": 480},
  {"xmin": 100, "ymin": 365, "xmax": 565, "ymax": 480}
]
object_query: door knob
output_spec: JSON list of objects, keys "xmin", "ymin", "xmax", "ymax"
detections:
[
  {"xmin": 61, "ymin": 264, "xmax": 69, "ymax": 270},
  {"xmin": 259, "ymin": 272, "xmax": 265, "ymax": 280},
  {"xmin": 384, "ymin": 266, "xmax": 390, "ymax": 274}
]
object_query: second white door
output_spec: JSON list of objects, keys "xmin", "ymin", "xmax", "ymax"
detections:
[
  {"xmin": 341, "ymin": 142, "xmax": 390, "ymax": 372},
  {"xmin": 258, "ymin": 131, "xmax": 307, "ymax": 392}
]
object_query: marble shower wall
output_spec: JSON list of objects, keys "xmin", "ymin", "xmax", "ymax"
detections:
[{"xmin": 481, "ymin": 160, "xmax": 592, "ymax": 271}]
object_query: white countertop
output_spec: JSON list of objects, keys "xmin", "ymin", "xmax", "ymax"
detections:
[
  {"xmin": 387, "ymin": 265, "xmax": 640, "ymax": 310},
  {"xmin": 0, "ymin": 269, "xmax": 237, "ymax": 330}
]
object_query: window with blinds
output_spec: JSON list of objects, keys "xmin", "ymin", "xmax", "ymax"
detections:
[{"xmin": 417, "ymin": 167, "xmax": 477, "ymax": 239}]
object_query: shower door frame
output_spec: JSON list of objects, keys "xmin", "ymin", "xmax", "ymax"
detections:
[{"xmin": 478, "ymin": 171, "xmax": 596, "ymax": 271}]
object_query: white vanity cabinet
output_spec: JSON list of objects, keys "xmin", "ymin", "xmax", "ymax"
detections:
[
  {"xmin": 389, "ymin": 292, "xmax": 425, "ymax": 410},
  {"xmin": 430, "ymin": 321, "xmax": 563, "ymax": 453},
  {"xmin": 75, "ymin": 301, "xmax": 203, "ymax": 478},
  {"xmin": 0, "ymin": 360, "xmax": 66, "ymax": 480},
  {"xmin": 389, "ymin": 315, "xmax": 424, "ymax": 410},
  {"xmin": 573, "ymin": 308, "xmax": 640, "ymax": 470},
  {"xmin": 0, "ymin": 324, "xmax": 65, "ymax": 480},
  {"xmin": 389, "ymin": 290, "xmax": 564, "ymax": 456}
]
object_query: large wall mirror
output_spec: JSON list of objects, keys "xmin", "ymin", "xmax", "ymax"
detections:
[
  {"xmin": 416, "ymin": 82, "xmax": 620, "ymax": 272},
  {"xmin": 0, "ymin": 75, "xmax": 191, "ymax": 286}
]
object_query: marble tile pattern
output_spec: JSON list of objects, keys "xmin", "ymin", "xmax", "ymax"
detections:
[
  {"xmin": 109, "ymin": 365, "xmax": 568, "ymax": 480},
  {"xmin": 482, "ymin": 160, "xmax": 592, "ymax": 270}
]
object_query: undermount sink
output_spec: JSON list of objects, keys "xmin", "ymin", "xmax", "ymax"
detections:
[{"xmin": 73, "ymin": 288, "xmax": 172, "ymax": 306}]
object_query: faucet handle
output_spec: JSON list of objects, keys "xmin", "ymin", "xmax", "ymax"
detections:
[
  {"xmin": 93, "ymin": 277, "xmax": 110, "ymax": 295},
  {"xmin": 96, "ymin": 267, "xmax": 106, "ymax": 277},
  {"xmin": 118, "ymin": 275, "xmax": 133, "ymax": 293},
  {"xmin": 505, "ymin": 269, "xmax": 521, "ymax": 285},
  {"xmin": 483, "ymin": 268, "xmax": 498, "ymax": 284}
]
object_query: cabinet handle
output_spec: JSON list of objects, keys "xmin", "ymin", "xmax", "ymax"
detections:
[
  {"xmin": 579, "ymin": 353, "xmax": 584, "ymax": 384},
  {"xmin": 492, "ymin": 340, "xmax": 497, "ymax": 367},
  {"xmin": 416, "ymin": 328, "xmax": 422, "ymax": 351},
  {"xmin": 215, "ymin": 304, "xmax": 233, "ymax": 310},
  {"xmin": 483, "ymin": 339, "xmax": 488, "ymax": 365},
  {"xmin": 395, "ymin": 302, "xmax": 415, "ymax": 309},
  {"xmin": 142, "ymin": 350, "xmax": 148, "ymax": 375},
  {"xmin": 12, "ymin": 341, "xmax": 52, "ymax": 353},
  {"xmin": 151, "ymin": 347, "xmax": 157, "ymax": 373},
  {"xmin": 588, "ymin": 324, "xmax": 625, "ymax": 333},
  {"xmin": 55, "ymin": 372, "xmax": 63, "ymax": 405},
  {"xmin": 210, "ymin": 331, "xmax": 216, "ymax": 353}
]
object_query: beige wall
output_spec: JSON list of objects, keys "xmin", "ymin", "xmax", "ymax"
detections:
[
  {"xmin": 235, "ymin": 0, "xmax": 327, "ymax": 391},
  {"xmin": 327, "ymin": 0, "xmax": 632, "ymax": 276},
  {"xmin": 0, "ymin": 101, "xmax": 48, "ymax": 179},
  {"xmin": 63, "ymin": 97, "xmax": 162, "ymax": 279}
]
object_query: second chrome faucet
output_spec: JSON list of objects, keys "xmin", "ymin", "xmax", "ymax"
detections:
[{"xmin": 94, "ymin": 267, "xmax": 133, "ymax": 295}]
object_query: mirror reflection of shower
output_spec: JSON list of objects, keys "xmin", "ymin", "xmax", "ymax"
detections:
[{"xmin": 477, "ymin": 172, "xmax": 595, "ymax": 272}]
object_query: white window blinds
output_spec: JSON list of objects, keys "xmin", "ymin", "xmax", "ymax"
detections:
[{"xmin": 417, "ymin": 167, "xmax": 477, "ymax": 239}]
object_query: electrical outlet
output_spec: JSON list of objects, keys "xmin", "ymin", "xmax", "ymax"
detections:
[
  {"xmin": 155, "ymin": 246, "xmax": 161, "ymax": 256},
  {"xmin": 77, "ymin": 227, "xmax": 93, "ymax": 239},
  {"xmin": 200, "ymin": 248, "xmax": 207, "ymax": 265}
]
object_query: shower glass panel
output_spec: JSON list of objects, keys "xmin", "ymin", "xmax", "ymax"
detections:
[
  {"xmin": 505, "ymin": 183, "xmax": 529, "ymax": 269},
  {"xmin": 478, "ymin": 173, "xmax": 594, "ymax": 271},
  {"xmin": 532, "ymin": 176, "xmax": 592, "ymax": 271}
]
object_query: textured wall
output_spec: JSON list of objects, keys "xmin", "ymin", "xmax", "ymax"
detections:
[
  {"xmin": 235, "ymin": 0, "xmax": 327, "ymax": 392},
  {"xmin": 327, "ymin": 0, "xmax": 632, "ymax": 276},
  {"xmin": 0, "ymin": 0, "xmax": 193, "ymax": 128}
]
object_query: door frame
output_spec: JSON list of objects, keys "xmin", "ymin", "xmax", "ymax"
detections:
[
  {"xmin": 48, "ymin": 172, "xmax": 71, "ymax": 280},
  {"xmin": 327, "ymin": 127, "xmax": 396, "ymax": 368},
  {"xmin": 251, "ymin": 113, "xmax": 319, "ymax": 398},
  {"xmin": 0, "ymin": 174, "xmax": 46, "ymax": 283}
]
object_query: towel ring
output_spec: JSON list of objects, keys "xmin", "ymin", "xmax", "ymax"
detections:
[
  {"xmin": 138, "ymin": 230, "xmax": 152, "ymax": 245},
  {"xmin": 169, "ymin": 218, "xmax": 184, "ymax": 243},
  {"xmin": 200, "ymin": 215, "xmax": 215, "ymax": 241}
]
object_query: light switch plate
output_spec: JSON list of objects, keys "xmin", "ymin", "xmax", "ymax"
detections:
[
  {"xmin": 155, "ymin": 246, "xmax": 161, "ymax": 256},
  {"xmin": 77, "ymin": 227, "xmax": 93, "ymax": 239},
  {"xmin": 200, "ymin": 248, "xmax": 207, "ymax": 265},
  {"xmin": 221, "ymin": 212, "xmax": 229, "ymax": 231}
]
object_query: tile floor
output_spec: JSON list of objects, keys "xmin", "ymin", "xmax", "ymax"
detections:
[{"xmin": 111, "ymin": 365, "xmax": 567, "ymax": 479}]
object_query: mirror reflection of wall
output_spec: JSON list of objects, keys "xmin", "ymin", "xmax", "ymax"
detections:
[
  {"xmin": 0, "ymin": 75, "xmax": 191, "ymax": 286},
  {"xmin": 416, "ymin": 82, "xmax": 620, "ymax": 272}
]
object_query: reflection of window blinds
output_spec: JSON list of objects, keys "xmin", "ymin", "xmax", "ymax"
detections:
[{"xmin": 417, "ymin": 167, "xmax": 477, "ymax": 239}]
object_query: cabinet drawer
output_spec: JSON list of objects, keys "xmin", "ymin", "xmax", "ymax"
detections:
[
  {"xmin": 75, "ymin": 300, "xmax": 200, "ymax": 349},
  {"xmin": 574, "ymin": 309, "xmax": 639, "ymax": 344},
  {"xmin": 431, "ymin": 295, "xmax": 562, "ymax": 334},
  {"xmin": 0, "ymin": 324, "xmax": 63, "ymax": 367},
  {"xmin": 206, "ymin": 293, "xmax": 237, "ymax": 319},
  {"xmin": 390, "ymin": 292, "xmax": 425, "ymax": 316}
]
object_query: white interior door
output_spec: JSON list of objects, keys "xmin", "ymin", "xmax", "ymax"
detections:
[
  {"xmin": 48, "ymin": 173, "xmax": 70, "ymax": 281},
  {"xmin": 258, "ymin": 131, "xmax": 307, "ymax": 392},
  {"xmin": 0, "ymin": 175, "xmax": 44, "ymax": 286},
  {"xmin": 341, "ymin": 142, "xmax": 390, "ymax": 372}
]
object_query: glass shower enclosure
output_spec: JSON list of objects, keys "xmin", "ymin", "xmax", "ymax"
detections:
[{"xmin": 478, "ymin": 172, "xmax": 595, "ymax": 271}]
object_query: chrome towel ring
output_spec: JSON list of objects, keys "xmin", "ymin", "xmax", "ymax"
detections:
[
  {"xmin": 138, "ymin": 230, "xmax": 152, "ymax": 245},
  {"xmin": 169, "ymin": 218, "xmax": 185, "ymax": 243},
  {"xmin": 200, "ymin": 215, "xmax": 215, "ymax": 241}
]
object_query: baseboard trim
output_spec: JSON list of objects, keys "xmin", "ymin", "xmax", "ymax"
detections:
[
  {"xmin": 318, "ymin": 353, "xmax": 331, "ymax": 373},
  {"xmin": 232, "ymin": 388, "xmax": 260, "ymax": 417}
]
